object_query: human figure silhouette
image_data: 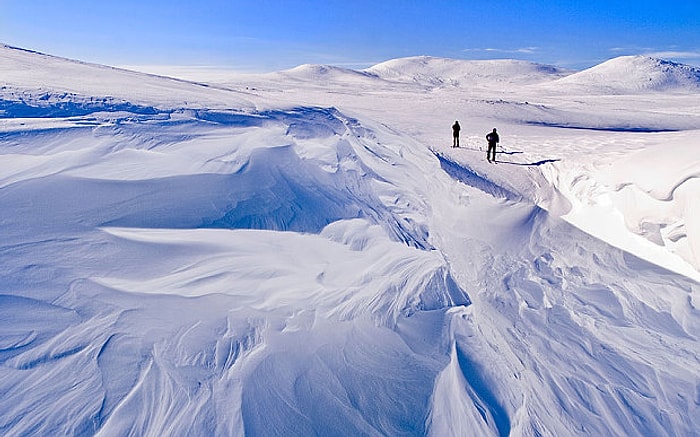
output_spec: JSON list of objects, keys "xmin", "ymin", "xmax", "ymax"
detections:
[
  {"xmin": 486, "ymin": 128, "xmax": 499, "ymax": 162},
  {"xmin": 452, "ymin": 121, "xmax": 460, "ymax": 147}
]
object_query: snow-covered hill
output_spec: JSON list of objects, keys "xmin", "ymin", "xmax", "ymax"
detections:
[
  {"xmin": 0, "ymin": 44, "xmax": 253, "ymax": 115},
  {"xmin": 545, "ymin": 55, "xmax": 700, "ymax": 94},
  {"xmin": 365, "ymin": 56, "xmax": 572, "ymax": 88},
  {"xmin": 269, "ymin": 64, "xmax": 384, "ymax": 86},
  {"xmin": 1, "ymin": 46, "xmax": 699, "ymax": 436}
]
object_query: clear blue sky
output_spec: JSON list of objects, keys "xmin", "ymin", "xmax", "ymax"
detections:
[{"xmin": 1, "ymin": 0, "xmax": 699, "ymax": 72}]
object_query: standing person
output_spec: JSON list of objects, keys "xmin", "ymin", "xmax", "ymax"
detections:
[
  {"xmin": 486, "ymin": 128, "xmax": 499, "ymax": 162},
  {"xmin": 452, "ymin": 121, "xmax": 461, "ymax": 148}
]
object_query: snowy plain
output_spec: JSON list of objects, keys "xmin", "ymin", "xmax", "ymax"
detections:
[{"xmin": 1, "ymin": 44, "xmax": 699, "ymax": 436}]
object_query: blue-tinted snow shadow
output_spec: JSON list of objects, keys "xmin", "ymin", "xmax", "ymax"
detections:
[
  {"xmin": 0, "ymin": 163, "xmax": 357, "ymax": 236},
  {"xmin": 455, "ymin": 342, "xmax": 511, "ymax": 437},
  {"xmin": 525, "ymin": 121, "xmax": 679, "ymax": 133},
  {"xmin": 0, "ymin": 98, "xmax": 160, "ymax": 118},
  {"xmin": 434, "ymin": 152, "xmax": 519, "ymax": 200},
  {"xmin": 1, "ymin": 138, "xmax": 431, "ymax": 250},
  {"xmin": 0, "ymin": 294, "xmax": 81, "ymax": 363},
  {"xmin": 194, "ymin": 107, "xmax": 346, "ymax": 137}
]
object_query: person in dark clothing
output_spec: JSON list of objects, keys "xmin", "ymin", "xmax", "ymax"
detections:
[
  {"xmin": 452, "ymin": 121, "xmax": 460, "ymax": 147},
  {"xmin": 486, "ymin": 128, "xmax": 499, "ymax": 162}
]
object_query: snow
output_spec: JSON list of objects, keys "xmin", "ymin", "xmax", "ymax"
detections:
[
  {"xmin": 1, "ymin": 43, "xmax": 699, "ymax": 436},
  {"xmin": 547, "ymin": 55, "xmax": 700, "ymax": 94},
  {"xmin": 365, "ymin": 56, "xmax": 573, "ymax": 88},
  {"xmin": 0, "ymin": 44, "xmax": 254, "ymax": 114}
]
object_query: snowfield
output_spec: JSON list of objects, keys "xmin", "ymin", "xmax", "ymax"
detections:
[{"xmin": 1, "ymin": 44, "xmax": 699, "ymax": 436}]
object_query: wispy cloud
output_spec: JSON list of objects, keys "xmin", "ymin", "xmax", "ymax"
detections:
[
  {"xmin": 610, "ymin": 46, "xmax": 656, "ymax": 53},
  {"xmin": 643, "ymin": 50, "xmax": 700, "ymax": 59},
  {"xmin": 609, "ymin": 47, "xmax": 700, "ymax": 60},
  {"xmin": 464, "ymin": 47, "xmax": 540, "ymax": 55}
]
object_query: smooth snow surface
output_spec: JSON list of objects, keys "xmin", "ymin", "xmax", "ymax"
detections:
[
  {"xmin": 1, "ymin": 44, "xmax": 699, "ymax": 436},
  {"xmin": 365, "ymin": 56, "xmax": 573, "ymax": 88},
  {"xmin": 548, "ymin": 55, "xmax": 700, "ymax": 94}
]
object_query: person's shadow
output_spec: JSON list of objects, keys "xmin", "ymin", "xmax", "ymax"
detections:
[
  {"xmin": 493, "ymin": 150, "xmax": 560, "ymax": 166},
  {"xmin": 496, "ymin": 158, "xmax": 560, "ymax": 166}
]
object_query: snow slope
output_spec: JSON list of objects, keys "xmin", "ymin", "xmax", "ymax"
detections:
[
  {"xmin": 0, "ymin": 44, "xmax": 254, "ymax": 115},
  {"xmin": 545, "ymin": 55, "xmax": 700, "ymax": 94},
  {"xmin": 365, "ymin": 56, "xmax": 572, "ymax": 89},
  {"xmin": 271, "ymin": 64, "xmax": 384, "ymax": 86},
  {"xmin": 1, "ymin": 46, "xmax": 699, "ymax": 436}
]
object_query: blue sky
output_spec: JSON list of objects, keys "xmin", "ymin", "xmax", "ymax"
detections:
[{"xmin": 1, "ymin": 0, "xmax": 699, "ymax": 72}]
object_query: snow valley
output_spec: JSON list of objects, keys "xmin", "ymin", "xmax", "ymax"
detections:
[{"xmin": 1, "ymin": 44, "xmax": 699, "ymax": 436}]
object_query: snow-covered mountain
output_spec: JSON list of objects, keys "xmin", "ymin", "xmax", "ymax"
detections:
[
  {"xmin": 1, "ymin": 46, "xmax": 699, "ymax": 436},
  {"xmin": 546, "ymin": 55, "xmax": 700, "ymax": 94},
  {"xmin": 365, "ymin": 56, "xmax": 572, "ymax": 88},
  {"xmin": 269, "ymin": 64, "xmax": 384, "ymax": 86}
]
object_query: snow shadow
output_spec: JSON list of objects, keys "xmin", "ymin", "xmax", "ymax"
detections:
[
  {"xmin": 193, "ymin": 107, "xmax": 346, "ymax": 138},
  {"xmin": 0, "ymin": 164, "xmax": 362, "ymax": 236},
  {"xmin": 526, "ymin": 121, "xmax": 679, "ymax": 133},
  {"xmin": 0, "ymin": 96, "xmax": 160, "ymax": 118},
  {"xmin": 435, "ymin": 152, "xmax": 519, "ymax": 200},
  {"xmin": 455, "ymin": 343, "xmax": 511, "ymax": 437}
]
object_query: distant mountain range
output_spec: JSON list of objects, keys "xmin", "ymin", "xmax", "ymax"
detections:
[
  {"xmin": 2, "ymin": 43, "xmax": 700, "ymax": 97},
  {"xmin": 269, "ymin": 54, "xmax": 700, "ymax": 94}
]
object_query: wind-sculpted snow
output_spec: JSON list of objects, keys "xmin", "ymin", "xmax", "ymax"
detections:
[
  {"xmin": 1, "ymin": 47, "xmax": 700, "ymax": 436},
  {"xmin": 427, "ymin": 203, "xmax": 699, "ymax": 436},
  {"xmin": 0, "ymin": 103, "xmax": 472, "ymax": 435},
  {"xmin": 0, "ymin": 88, "xmax": 160, "ymax": 118},
  {"xmin": 598, "ymin": 140, "xmax": 700, "ymax": 271}
]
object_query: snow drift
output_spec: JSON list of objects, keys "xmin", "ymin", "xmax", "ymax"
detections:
[{"xmin": 1, "ymin": 45, "xmax": 699, "ymax": 436}]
